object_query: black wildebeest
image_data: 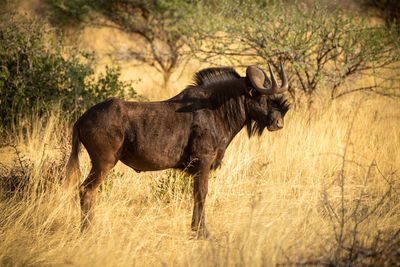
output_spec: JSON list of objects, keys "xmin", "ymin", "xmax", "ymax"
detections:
[{"xmin": 65, "ymin": 63, "xmax": 290, "ymax": 237}]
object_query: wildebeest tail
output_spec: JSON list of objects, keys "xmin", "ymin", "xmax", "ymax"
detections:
[{"xmin": 64, "ymin": 124, "xmax": 81, "ymax": 190}]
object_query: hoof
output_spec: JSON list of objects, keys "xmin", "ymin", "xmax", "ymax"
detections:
[{"xmin": 192, "ymin": 227, "xmax": 209, "ymax": 239}]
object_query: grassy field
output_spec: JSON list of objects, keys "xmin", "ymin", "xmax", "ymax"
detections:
[{"xmin": 0, "ymin": 84, "xmax": 399, "ymax": 265}]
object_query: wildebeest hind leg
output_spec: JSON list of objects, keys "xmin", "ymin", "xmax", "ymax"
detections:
[{"xmin": 79, "ymin": 161, "xmax": 115, "ymax": 231}]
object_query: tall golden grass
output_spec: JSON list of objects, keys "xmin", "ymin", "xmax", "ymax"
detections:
[{"xmin": 0, "ymin": 90, "xmax": 399, "ymax": 265}]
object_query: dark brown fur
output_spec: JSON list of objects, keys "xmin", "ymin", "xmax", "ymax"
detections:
[{"xmin": 65, "ymin": 67, "xmax": 290, "ymax": 237}]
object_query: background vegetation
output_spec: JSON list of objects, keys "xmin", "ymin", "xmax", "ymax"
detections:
[
  {"xmin": 46, "ymin": 0, "xmax": 196, "ymax": 89},
  {"xmin": 0, "ymin": 13, "xmax": 139, "ymax": 134},
  {"xmin": 0, "ymin": 0, "xmax": 399, "ymax": 266},
  {"xmin": 363, "ymin": 0, "xmax": 400, "ymax": 28},
  {"xmin": 45, "ymin": 0, "xmax": 400, "ymax": 103},
  {"xmin": 187, "ymin": 0, "xmax": 400, "ymax": 105}
]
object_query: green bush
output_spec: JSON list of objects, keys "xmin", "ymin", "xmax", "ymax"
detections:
[{"xmin": 0, "ymin": 15, "xmax": 139, "ymax": 133}]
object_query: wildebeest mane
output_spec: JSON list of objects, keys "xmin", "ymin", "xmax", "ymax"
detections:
[
  {"xmin": 193, "ymin": 67, "xmax": 241, "ymax": 87},
  {"xmin": 186, "ymin": 67, "xmax": 246, "ymax": 133}
]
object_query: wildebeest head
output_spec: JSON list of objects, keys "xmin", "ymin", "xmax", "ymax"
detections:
[{"xmin": 245, "ymin": 63, "xmax": 290, "ymax": 136}]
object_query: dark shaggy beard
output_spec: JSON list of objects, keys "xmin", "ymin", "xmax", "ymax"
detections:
[{"xmin": 246, "ymin": 120, "xmax": 267, "ymax": 137}]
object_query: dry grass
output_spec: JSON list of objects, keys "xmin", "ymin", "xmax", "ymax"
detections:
[
  {"xmin": 0, "ymin": 91, "xmax": 399, "ymax": 266},
  {"xmin": 2, "ymin": 1, "xmax": 399, "ymax": 265}
]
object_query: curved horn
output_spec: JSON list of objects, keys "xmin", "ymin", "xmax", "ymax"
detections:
[
  {"xmin": 246, "ymin": 62, "xmax": 288, "ymax": 95},
  {"xmin": 279, "ymin": 61, "xmax": 288, "ymax": 91}
]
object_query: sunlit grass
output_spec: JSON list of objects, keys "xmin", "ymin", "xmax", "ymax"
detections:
[{"xmin": 0, "ymin": 92, "xmax": 399, "ymax": 266}]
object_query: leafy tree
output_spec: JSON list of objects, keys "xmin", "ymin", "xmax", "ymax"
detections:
[
  {"xmin": 47, "ymin": 0, "xmax": 197, "ymax": 89},
  {"xmin": 188, "ymin": 0, "xmax": 400, "ymax": 104}
]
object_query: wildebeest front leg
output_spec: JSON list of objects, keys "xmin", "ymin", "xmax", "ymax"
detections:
[{"xmin": 191, "ymin": 161, "xmax": 211, "ymax": 238}]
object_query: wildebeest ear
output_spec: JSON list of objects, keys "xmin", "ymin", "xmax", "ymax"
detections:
[{"xmin": 247, "ymin": 87, "xmax": 256, "ymax": 97}]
